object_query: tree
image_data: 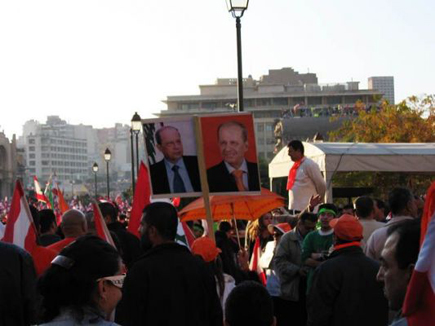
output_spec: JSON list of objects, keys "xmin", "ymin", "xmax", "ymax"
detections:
[{"xmin": 329, "ymin": 95, "xmax": 435, "ymax": 142}]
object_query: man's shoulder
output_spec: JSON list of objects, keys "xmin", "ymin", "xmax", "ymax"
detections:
[
  {"xmin": 149, "ymin": 159, "xmax": 166, "ymax": 173},
  {"xmin": 207, "ymin": 161, "xmax": 226, "ymax": 173}
]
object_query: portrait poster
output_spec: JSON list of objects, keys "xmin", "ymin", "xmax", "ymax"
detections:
[
  {"xmin": 142, "ymin": 116, "xmax": 202, "ymax": 198},
  {"xmin": 199, "ymin": 113, "xmax": 261, "ymax": 195}
]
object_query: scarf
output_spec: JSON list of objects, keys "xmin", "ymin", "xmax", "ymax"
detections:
[{"xmin": 286, "ymin": 157, "xmax": 304, "ymax": 190}]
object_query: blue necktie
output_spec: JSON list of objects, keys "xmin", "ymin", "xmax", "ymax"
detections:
[{"xmin": 172, "ymin": 165, "xmax": 186, "ymax": 193}]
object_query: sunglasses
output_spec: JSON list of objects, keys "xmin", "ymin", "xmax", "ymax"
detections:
[{"xmin": 97, "ymin": 274, "xmax": 126, "ymax": 289}]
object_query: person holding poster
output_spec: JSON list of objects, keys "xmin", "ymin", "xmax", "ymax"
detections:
[
  {"xmin": 207, "ymin": 120, "xmax": 260, "ymax": 193},
  {"xmin": 150, "ymin": 126, "xmax": 201, "ymax": 195}
]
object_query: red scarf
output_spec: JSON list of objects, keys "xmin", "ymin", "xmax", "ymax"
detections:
[
  {"xmin": 286, "ymin": 157, "xmax": 303, "ymax": 190},
  {"xmin": 333, "ymin": 241, "xmax": 361, "ymax": 251}
]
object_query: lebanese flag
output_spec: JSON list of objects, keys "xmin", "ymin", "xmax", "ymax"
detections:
[
  {"xmin": 175, "ymin": 220, "xmax": 195, "ymax": 249},
  {"xmin": 127, "ymin": 161, "xmax": 151, "ymax": 238},
  {"xmin": 2, "ymin": 180, "xmax": 37, "ymax": 253},
  {"xmin": 249, "ymin": 236, "xmax": 267, "ymax": 286},
  {"xmin": 34, "ymin": 176, "xmax": 49, "ymax": 204},
  {"xmin": 92, "ymin": 201, "xmax": 115, "ymax": 247},
  {"xmin": 402, "ymin": 181, "xmax": 435, "ymax": 326}
]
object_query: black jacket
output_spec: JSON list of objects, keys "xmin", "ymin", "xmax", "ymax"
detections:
[
  {"xmin": 150, "ymin": 156, "xmax": 201, "ymax": 195},
  {"xmin": 116, "ymin": 242, "xmax": 222, "ymax": 326},
  {"xmin": 107, "ymin": 222, "xmax": 141, "ymax": 269},
  {"xmin": 0, "ymin": 242, "xmax": 37, "ymax": 326},
  {"xmin": 307, "ymin": 245, "xmax": 389, "ymax": 326},
  {"xmin": 207, "ymin": 160, "xmax": 260, "ymax": 193}
]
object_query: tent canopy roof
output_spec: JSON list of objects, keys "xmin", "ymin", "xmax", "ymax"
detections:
[{"xmin": 269, "ymin": 142, "xmax": 435, "ymax": 178}]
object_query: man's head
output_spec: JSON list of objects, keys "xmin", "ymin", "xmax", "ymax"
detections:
[
  {"xmin": 225, "ymin": 281, "xmax": 276, "ymax": 326},
  {"xmin": 377, "ymin": 219, "xmax": 420, "ymax": 310},
  {"xmin": 99, "ymin": 202, "xmax": 118, "ymax": 225},
  {"xmin": 139, "ymin": 202, "xmax": 178, "ymax": 247},
  {"xmin": 329, "ymin": 214, "xmax": 363, "ymax": 244},
  {"xmin": 217, "ymin": 121, "xmax": 249, "ymax": 169},
  {"xmin": 341, "ymin": 204, "xmax": 355, "ymax": 216},
  {"xmin": 287, "ymin": 140, "xmax": 304, "ymax": 162},
  {"xmin": 373, "ymin": 198, "xmax": 386, "ymax": 221},
  {"xmin": 317, "ymin": 203, "xmax": 338, "ymax": 231},
  {"xmin": 155, "ymin": 126, "xmax": 183, "ymax": 164},
  {"xmin": 39, "ymin": 209, "xmax": 57, "ymax": 235},
  {"xmin": 355, "ymin": 196, "xmax": 375, "ymax": 220},
  {"xmin": 298, "ymin": 212, "xmax": 318, "ymax": 237},
  {"xmin": 60, "ymin": 209, "xmax": 87, "ymax": 238},
  {"xmin": 388, "ymin": 187, "xmax": 418, "ymax": 218}
]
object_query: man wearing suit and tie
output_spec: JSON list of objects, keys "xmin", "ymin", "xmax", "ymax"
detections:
[
  {"xmin": 150, "ymin": 126, "xmax": 201, "ymax": 195},
  {"xmin": 207, "ymin": 121, "xmax": 260, "ymax": 193}
]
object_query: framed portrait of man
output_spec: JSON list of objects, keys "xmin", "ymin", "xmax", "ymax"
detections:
[
  {"xmin": 142, "ymin": 116, "xmax": 202, "ymax": 198},
  {"xmin": 199, "ymin": 113, "xmax": 261, "ymax": 195}
]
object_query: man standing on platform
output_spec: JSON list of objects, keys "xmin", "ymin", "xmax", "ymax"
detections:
[{"xmin": 287, "ymin": 140, "xmax": 326, "ymax": 214}]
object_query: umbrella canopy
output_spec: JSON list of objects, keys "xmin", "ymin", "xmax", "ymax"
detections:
[{"xmin": 179, "ymin": 188, "xmax": 285, "ymax": 222}]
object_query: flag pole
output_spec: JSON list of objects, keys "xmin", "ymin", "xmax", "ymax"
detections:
[{"xmin": 194, "ymin": 116, "xmax": 215, "ymax": 242}]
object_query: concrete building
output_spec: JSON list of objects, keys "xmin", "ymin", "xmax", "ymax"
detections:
[
  {"xmin": 159, "ymin": 67, "xmax": 382, "ymax": 160},
  {"xmin": 0, "ymin": 132, "xmax": 17, "ymax": 198},
  {"xmin": 368, "ymin": 76, "xmax": 395, "ymax": 104}
]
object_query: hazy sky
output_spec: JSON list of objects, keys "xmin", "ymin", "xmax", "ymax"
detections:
[{"xmin": 1, "ymin": 0, "xmax": 433, "ymax": 139}]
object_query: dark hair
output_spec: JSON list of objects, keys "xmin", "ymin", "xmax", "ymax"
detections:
[
  {"xmin": 355, "ymin": 196, "xmax": 374, "ymax": 219},
  {"xmin": 225, "ymin": 281, "xmax": 274, "ymax": 326},
  {"xmin": 388, "ymin": 187, "xmax": 413, "ymax": 215},
  {"xmin": 318, "ymin": 203, "xmax": 338, "ymax": 215},
  {"xmin": 287, "ymin": 140, "xmax": 304, "ymax": 155},
  {"xmin": 387, "ymin": 219, "xmax": 421, "ymax": 270},
  {"xmin": 39, "ymin": 209, "xmax": 57, "ymax": 233},
  {"xmin": 99, "ymin": 202, "xmax": 118, "ymax": 223},
  {"xmin": 342, "ymin": 204, "xmax": 354, "ymax": 211},
  {"xmin": 218, "ymin": 221, "xmax": 232, "ymax": 233},
  {"xmin": 300, "ymin": 212, "xmax": 318, "ymax": 224},
  {"xmin": 142, "ymin": 202, "xmax": 178, "ymax": 241},
  {"xmin": 374, "ymin": 198, "xmax": 385, "ymax": 210},
  {"xmin": 38, "ymin": 235, "xmax": 120, "ymax": 323},
  {"xmin": 217, "ymin": 121, "xmax": 248, "ymax": 142},
  {"xmin": 155, "ymin": 126, "xmax": 180, "ymax": 145},
  {"xmin": 29, "ymin": 205, "xmax": 40, "ymax": 231}
]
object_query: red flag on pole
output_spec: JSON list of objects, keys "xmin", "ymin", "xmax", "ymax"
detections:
[
  {"xmin": 34, "ymin": 176, "xmax": 49, "ymax": 204},
  {"xmin": 402, "ymin": 182, "xmax": 435, "ymax": 326},
  {"xmin": 92, "ymin": 201, "xmax": 116, "ymax": 247},
  {"xmin": 128, "ymin": 161, "xmax": 151, "ymax": 238},
  {"xmin": 2, "ymin": 180, "xmax": 37, "ymax": 253}
]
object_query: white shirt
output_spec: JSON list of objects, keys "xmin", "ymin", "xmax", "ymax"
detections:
[
  {"xmin": 164, "ymin": 158, "xmax": 194, "ymax": 193},
  {"xmin": 224, "ymin": 159, "xmax": 249, "ymax": 190},
  {"xmin": 288, "ymin": 157, "xmax": 326, "ymax": 211},
  {"xmin": 359, "ymin": 218, "xmax": 385, "ymax": 250}
]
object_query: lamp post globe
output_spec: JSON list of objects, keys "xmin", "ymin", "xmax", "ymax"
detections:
[
  {"xmin": 104, "ymin": 148, "xmax": 111, "ymax": 199},
  {"xmin": 92, "ymin": 162, "xmax": 98, "ymax": 199},
  {"xmin": 131, "ymin": 112, "xmax": 142, "ymax": 177}
]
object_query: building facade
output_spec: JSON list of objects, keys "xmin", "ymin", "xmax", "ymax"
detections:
[
  {"xmin": 159, "ymin": 67, "xmax": 382, "ymax": 160},
  {"xmin": 368, "ymin": 76, "xmax": 395, "ymax": 104},
  {"xmin": 0, "ymin": 132, "xmax": 17, "ymax": 198}
]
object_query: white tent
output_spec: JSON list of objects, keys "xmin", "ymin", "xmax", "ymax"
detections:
[{"xmin": 269, "ymin": 142, "xmax": 435, "ymax": 202}]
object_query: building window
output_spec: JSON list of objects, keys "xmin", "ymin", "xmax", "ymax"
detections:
[
  {"xmin": 29, "ymin": 146, "xmax": 35, "ymax": 152},
  {"xmin": 307, "ymin": 97, "xmax": 322, "ymax": 105},
  {"xmin": 29, "ymin": 161, "xmax": 35, "ymax": 166},
  {"xmin": 202, "ymin": 102, "xmax": 218, "ymax": 109},
  {"xmin": 257, "ymin": 124, "xmax": 264, "ymax": 132},
  {"xmin": 257, "ymin": 98, "xmax": 272, "ymax": 107},
  {"xmin": 29, "ymin": 154, "xmax": 35, "ymax": 159},
  {"xmin": 273, "ymin": 98, "xmax": 288, "ymax": 106},
  {"xmin": 28, "ymin": 139, "xmax": 35, "ymax": 145}
]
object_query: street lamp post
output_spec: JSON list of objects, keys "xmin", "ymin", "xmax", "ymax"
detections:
[
  {"xmin": 225, "ymin": 0, "xmax": 249, "ymax": 112},
  {"xmin": 104, "ymin": 148, "xmax": 112, "ymax": 199},
  {"xmin": 92, "ymin": 162, "xmax": 99, "ymax": 199},
  {"xmin": 129, "ymin": 128, "xmax": 135, "ymax": 194},
  {"xmin": 131, "ymin": 112, "xmax": 142, "ymax": 178}
]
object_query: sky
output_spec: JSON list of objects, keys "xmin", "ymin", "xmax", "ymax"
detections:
[{"xmin": 1, "ymin": 0, "xmax": 434, "ymax": 139}]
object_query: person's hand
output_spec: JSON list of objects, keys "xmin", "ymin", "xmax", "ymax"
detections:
[
  {"xmin": 237, "ymin": 249, "xmax": 249, "ymax": 271},
  {"xmin": 308, "ymin": 194, "xmax": 322, "ymax": 211},
  {"xmin": 311, "ymin": 253, "xmax": 323, "ymax": 261},
  {"xmin": 298, "ymin": 267, "xmax": 308, "ymax": 277}
]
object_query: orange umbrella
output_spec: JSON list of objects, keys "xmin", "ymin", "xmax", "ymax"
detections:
[{"xmin": 179, "ymin": 188, "xmax": 285, "ymax": 222}]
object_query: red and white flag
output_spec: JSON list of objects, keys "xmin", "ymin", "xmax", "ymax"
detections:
[
  {"xmin": 92, "ymin": 201, "xmax": 115, "ymax": 248},
  {"xmin": 403, "ymin": 181, "xmax": 435, "ymax": 326},
  {"xmin": 2, "ymin": 180, "xmax": 37, "ymax": 253},
  {"xmin": 34, "ymin": 176, "xmax": 49, "ymax": 204}
]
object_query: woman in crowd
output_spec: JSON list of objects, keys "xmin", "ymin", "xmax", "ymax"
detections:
[
  {"xmin": 37, "ymin": 235, "xmax": 124, "ymax": 325},
  {"xmin": 245, "ymin": 212, "xmax": 274, "ymax": 260}
]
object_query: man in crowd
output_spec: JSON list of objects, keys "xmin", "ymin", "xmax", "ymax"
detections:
[
  {"xmin": 307, "ymin": 214, "xmax": 388, "ymax": 326},
  {"xmin": 0, "ymin": 242, "xmax": 37, "ymax": 326},
  {"xmin": 38, "ymin": 209, "xmax": 61, "ymax": 246},
  {"xmin": 116, "ymin": 202, "xmax": 222, "ymax": 325},
  {"xmin": 207, "ymin": 121, "xmax": 260, "ymax": 193},
  {"xmin": 354, "ymin": 196, "xmax": 384, "ymax": 249},
  {"xmin": 99, "ymin": 202, "xmax": 141, "ymax": 269},
  {"xmin": 150, "ymin": 126, "xmax": 201, "ymax": 194},
  {"xmin": 341, "ymin": 204, "xmax": 354, "ymax": 216},
  {"xmin": 374, "ymin": 198, "xmax": 387, "ymax": 222},
  {"xmin": 47, "ymin": 209, "xmax": 88, "ymax": 253},
  {"xmin": 287, "ymin": 140, "xmax": 326, "ymax": 214},
  {"xmin": 301, "ymin": 203, "xmax": 338, "ymax": 293},
  {"xmin": 273, "ymin": 212, "xmax": 318, "ymax": 326},
  {"xmin": 365, "ymin": 188, "xmax": 417, "ymax": 261},
  {"xmin": 377, "ymin": 219, "xmax": 421, "ymax": 326},
  {"xmin": 225, "ymin": 281, "xmax": 276, "ymax": 326}
]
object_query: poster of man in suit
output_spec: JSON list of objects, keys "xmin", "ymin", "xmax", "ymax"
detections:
[
  {"xmin": 200, "ymin": 114, "xmax": 260, "ymax": 194},
  {"xmin": 143, "ymin": 117, "xmax": 201, "ymax": 198}
]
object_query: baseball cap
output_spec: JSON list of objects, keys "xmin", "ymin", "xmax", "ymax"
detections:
[
  {"xmin": 191, "ymin": 237, "xmax": 222, "ymax": 263},
  {"xmin": 267, "ymin": 222, "xmax": 292, "ymax": 235},
  {"xmin": 329, "ymin": 214, "xmax": 363, "ymax": 241}
]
